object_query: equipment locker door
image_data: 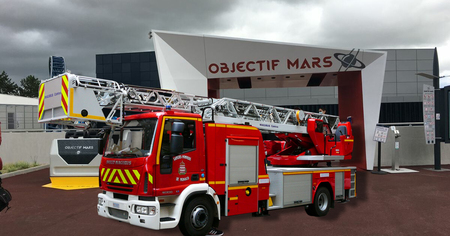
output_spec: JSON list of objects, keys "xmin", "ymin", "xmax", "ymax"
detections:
[{"xmin": 225, "ymin": 137, "xmax": 259, "ymax": 216}]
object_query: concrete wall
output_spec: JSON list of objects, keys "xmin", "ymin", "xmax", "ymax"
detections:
[
  {"xmin": 1, "ymin": 126, "xmax": 449, "ymax": 168},
  {"xmin": 0, "ymin": 131, "xmax": 65, "ymax": 165},
  {"xmin": 373, "ymin": 126, "xmax": 450, "ymax": 168}
]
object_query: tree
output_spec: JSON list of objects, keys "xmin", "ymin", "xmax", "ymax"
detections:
[
  {"xmin": 0, "ymin": 71, "xmax": 19, "ymax": 95},
  {"xmin": 19, "ymin": 75, "xmax": 41, "ymax": 98}
]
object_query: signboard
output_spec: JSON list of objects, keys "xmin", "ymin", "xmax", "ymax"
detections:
[
  {"xmin": 373, "ymin": 126, "xmax": 389, "ymax": 143},
  {"xmin": 423, "ymin": 84, "xmax": 435, "ymax": 144},
  {"xmin": 57, "ymin": 139, "xmax": 100, "ymax": 164}
]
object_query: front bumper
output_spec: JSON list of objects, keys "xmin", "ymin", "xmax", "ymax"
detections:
[{"xmin": 97, "ymin": 192, "xmax": 161, "ymax": 230}]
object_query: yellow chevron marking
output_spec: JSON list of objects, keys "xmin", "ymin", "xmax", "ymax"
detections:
[
  {"xmin": 113, "ymin": 176, "xmax": 120, "ymax": 183},
  {"xmin": 148, "ymin": 173, "xmax": 153, "ymax": 184},
  {"xmin": 39, "ymin": 83, "xmax": 45, "ymax": 94},
  {"xmin": 38, "ymin": 84, "xmax": 45, "ymax": 120},
  {"xmin": 117, "ymin": 169, "xmax": 128, "ymax": 184},
  {"xmin": 124, "ymin": 169, "xmax": 136, "ymax": 185},
  {"xmin": 61, "ymin": 87, "xmax": 68, "ymax": 101},
  {"xmin": 133, "ymin": 170, "xmax": 140, "ymax": 180},
  {"xmin": 108, "ymin": 169, "xmax": 117, "ymax": 182},
  {"xmin": 61, "ymin": 102, "xmax": 67, "ymax": 115},
  {"xmin": 101, "ymin": 168, "xmax": 105, "ymax": 177},
  {"xmin": 103, "ymin": 169, "xmax": 111, "ymax": 181}
]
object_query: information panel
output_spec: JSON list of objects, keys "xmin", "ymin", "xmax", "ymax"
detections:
[
  {"xmin": 373, "ymin": 126, "xmax": 389, "ymax": 143},
  {"xmin": 423, "ymin": 84, "xmax": 435, "ymax": 144}
]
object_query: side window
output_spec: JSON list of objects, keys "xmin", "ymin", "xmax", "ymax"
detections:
[
  {"xmin": 182, "ymin": 120, "xmax": 196, "ymax": 152},
  {"xmin": 160, "ymin": 119, "xmax": 196, "ymax": 174}
]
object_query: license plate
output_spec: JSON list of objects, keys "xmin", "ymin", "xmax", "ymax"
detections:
[{"xmin": 113, "ymin": 203, "xmax": 120, "ymax": 208}]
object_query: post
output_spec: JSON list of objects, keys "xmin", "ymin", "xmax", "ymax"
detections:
[
  {"xmin": 377, "ymin": 142, "xmax": 382, "ymax": 172},
  {"xmin": 372, "ymin": 125, "xmax": 388, "ymax": 175},
  {"xmin": 434, "ymin": 77, "xmax": 442, "ymax": 170},
  {"xmin": 371, "ymin": 139, "xmax": 387, "ymax": 175},
  {"xmin": 433, "ymin": 49, "xmax": 441, "ymax": 170}
]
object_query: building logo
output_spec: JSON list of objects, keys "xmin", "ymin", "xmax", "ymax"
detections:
[{"xmin": 334, "ymin": 49, "xmax": 366, "ymax": 72}]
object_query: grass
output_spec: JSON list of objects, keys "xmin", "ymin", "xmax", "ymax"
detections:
[{"xmin": 1, "ymin": 161, "xmax": 40, "ymax": 174}]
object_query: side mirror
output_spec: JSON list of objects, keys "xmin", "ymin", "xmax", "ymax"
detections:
[
  {"xmin": 170, "ymin": 121, "xmax": 185, "ymax": 154},
  {"xmin": 170, "ymin": 134, "xmax": 184, "ymax": 154},
  {"xmin": 172, "ymin": 122, "xmax": 185, "ymax": 133}
]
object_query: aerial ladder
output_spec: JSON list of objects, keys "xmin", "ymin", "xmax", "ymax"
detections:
[{"xmin": 39, "ymin": 73, "xmax": 352, "ymax": 166}]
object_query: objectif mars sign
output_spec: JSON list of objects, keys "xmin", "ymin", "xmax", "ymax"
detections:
[
  {"xmin": 206, "ymin": 49, "xmax": 367, "ymax": 76},
  {"xmin": 208, "ymin": 56, "xmax": 333, "ymax": 74}
]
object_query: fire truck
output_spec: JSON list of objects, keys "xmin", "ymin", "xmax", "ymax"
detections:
[{"xmin": 39, "ymin": 73, "xmax": 356, "ymax": 236}]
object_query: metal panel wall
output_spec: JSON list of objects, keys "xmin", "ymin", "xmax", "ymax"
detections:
[
  {"xmin": 228, "ymin": 145, "xmax": 257, "ymax": 185},
  {"xmin": 283, "ymin": 174, "xmax": 312, "ymax": 206},
  {"xmin": 335, "ymin": 172, "xmax": 344, "ymax": 199}
]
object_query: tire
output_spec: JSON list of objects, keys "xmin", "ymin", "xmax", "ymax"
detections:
[
  {"xmin": 179, "ymin": 196, "xmax": 214, "ymax": 236},
  {"xmin": 305, "ymin": 187, "xmax": 331, "ymax": 217}
]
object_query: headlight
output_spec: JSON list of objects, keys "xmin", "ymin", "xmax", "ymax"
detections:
[
  {"xmin": 135, "ymin": 205, "xmax": 156, "ymax": 215},
  {"xmin": 98, "ymin": 197, "xmax": 104, "ymax": 206}
]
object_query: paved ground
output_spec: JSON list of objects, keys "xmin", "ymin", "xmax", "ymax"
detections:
[{"xmin": 1, "ymin": 166, "xmax": 450, "ymax": 236}]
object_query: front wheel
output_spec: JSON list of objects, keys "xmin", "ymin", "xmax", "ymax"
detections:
[
  {"xmin": 305, "ymin": 186, "xmax": 331, "ymax": 217},
  {"xmin": 179, "ymin": 196, "xmax": 214, "ymax": 236}
]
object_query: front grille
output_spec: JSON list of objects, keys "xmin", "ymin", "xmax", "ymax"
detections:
[
  {"xmin": 108, "ymin": 186, "xmax": 133, "ymax": 192},
  {"xmin": 107, "ymin": 182, "xmax": 134, "ymax": 192},
  {"xmin": 113, "ymin": 193, "xmax": 128, "ymax": 200},
  {"xmin": 108, "ymin": 208, "xmax": 129, "ymax": 220},
  {"xmin": 107, "ymin": 182, "xmax": 133, "ymax": 188}
]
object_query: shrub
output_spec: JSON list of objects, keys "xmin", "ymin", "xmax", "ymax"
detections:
[{"xmin": 1, "ymin": 161, "xmax": 39, "ymax": 173}]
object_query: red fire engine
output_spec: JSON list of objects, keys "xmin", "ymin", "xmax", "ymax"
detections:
[{"xmin": 39, "ymin": 74, "xmax": 356, "ymax": 236}]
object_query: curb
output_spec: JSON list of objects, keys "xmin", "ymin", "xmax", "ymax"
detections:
[{"xmin": 0, "ymin": 164, "xmax": 50, "ymax": 179}]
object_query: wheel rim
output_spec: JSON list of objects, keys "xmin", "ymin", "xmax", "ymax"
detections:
[
  {"xmin": 317, "ymin": 192, "xmax": 329, "ymax": 211},
  {"xmin": 190, "ymin": 205, "xmax": 208, "ymax": 230}
]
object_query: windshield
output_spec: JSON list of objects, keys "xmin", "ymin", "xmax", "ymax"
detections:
[{"xmin": 104, "ymin": 118, "xmax": 158, "ymax": 158}]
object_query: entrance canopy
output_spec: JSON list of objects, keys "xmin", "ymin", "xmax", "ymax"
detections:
[{"xmin": 152, "ymin": 30, "xmax": 387, "ymax": 170}]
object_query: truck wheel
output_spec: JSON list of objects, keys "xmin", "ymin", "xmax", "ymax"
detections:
[
  {"xmin": 179, "ymin": 196, "xmax": 214, "ymax": 236},
  {"xmin": 305, "ymin": 187, "xmax": 331, "ymax": 217}
]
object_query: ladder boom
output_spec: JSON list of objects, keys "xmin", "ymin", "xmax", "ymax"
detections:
[{"xmin": 38, "ymin": 73, "xmax": 339, "ymax": 133}]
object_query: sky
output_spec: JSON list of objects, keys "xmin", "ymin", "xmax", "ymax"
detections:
[{"xmin": 1, "ymin": 0, "xmax": 450, "ymax": 86}]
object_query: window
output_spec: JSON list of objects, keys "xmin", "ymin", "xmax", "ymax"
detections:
[
  {"xmin": 160, "ymin": 119, "xmax": 196, "ymax": 157},
  {"xmin": 7, "ymin": 113, "xmax": 15, "ymax": 129},
  {"xmin": 160, "ymin": 119, "xmax": 196, "ymax": 174},
  {"xmin": 104, "ymin": 118, "xmax": 158, "ymax": 158}
]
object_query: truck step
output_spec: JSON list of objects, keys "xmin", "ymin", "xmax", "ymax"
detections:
[
  {"xmin": 268, "ymin": 206, "xmax": 283, "ymax": 211},
  {"xmin": 160, "ymin": 217, "xmax": 176, "ymax": 222},
  {"xmin": 160, "ymin": 203, "xmax": 176, "ymax": 207}
]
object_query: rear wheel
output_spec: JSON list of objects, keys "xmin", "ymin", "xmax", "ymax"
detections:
[
  {"xmin": 179, "ymin": 196, "xmax": 214, "ymax": 236},
  {"xmin": 305, "ymin": 187, "xmax": 331, "ymax": 217}
]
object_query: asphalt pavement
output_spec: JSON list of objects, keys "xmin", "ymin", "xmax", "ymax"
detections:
[{"xmin": 1, "ymin": 166, "xmax": 450, "ymax": 236}]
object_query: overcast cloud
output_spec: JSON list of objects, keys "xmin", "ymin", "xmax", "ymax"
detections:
[{"xmin": 1, "ymin": 0, "xmax": 450, "ymax": 86}]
